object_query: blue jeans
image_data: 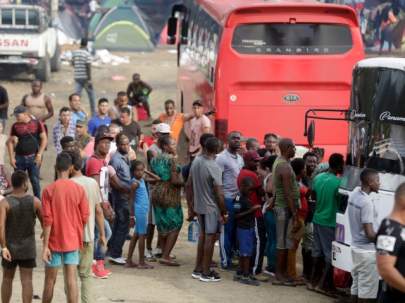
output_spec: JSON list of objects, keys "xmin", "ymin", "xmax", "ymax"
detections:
[
  {"xmin": 94, "ymin": 219, "xmax": 112, "ymax": 260},
  {"xmin": 108, "ymin": 198, "xmax": 130, "ymax": 258},
  {"xmin": 75, "ymin": 79, "xmax": 96, "ymax": 116},
  {"xmin": 15, "ymin": 154, "xmax": 40, "ymax": 198},
  {"xmin": 264, "ymin": 210, "xmax": 276, "ymax": 272},
  {"xmin": 219, "ymin": 197, "xmax": 235, "ymax": 269}
]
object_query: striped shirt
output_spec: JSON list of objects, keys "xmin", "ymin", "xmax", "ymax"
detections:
[{"xmin": 72, "ymin": 49, "xmax": 91, "ymax": 80}]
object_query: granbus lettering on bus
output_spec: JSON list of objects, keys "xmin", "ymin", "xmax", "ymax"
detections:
[
  {"xmin": 167, "ymin": 0, "xmax": 364, "ymax": 157},
  {"xmin": 0, "ymin": 39, "xmax": 29, "ymax": 48}
]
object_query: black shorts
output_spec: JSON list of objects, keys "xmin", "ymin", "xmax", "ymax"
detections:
[{"xmin": 2, "ymin": 258, "xmax": 36, "ymax": 269}]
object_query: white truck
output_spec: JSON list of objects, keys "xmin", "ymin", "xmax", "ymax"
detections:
[{"xmin": 0, "ymin": 5, "xmax": 61, "ymax": 81}]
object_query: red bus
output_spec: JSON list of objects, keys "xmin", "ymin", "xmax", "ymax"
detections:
[{"xmin": 167, "ymin": 0, "xmax": 365, "ymax": 156}]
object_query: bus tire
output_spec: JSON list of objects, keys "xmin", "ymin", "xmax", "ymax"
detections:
[
  {"xmin": 35, "ymin": 56, "xmax": 51, "ymax": 82},
  {"xmin": 50, "ymin": 44, "xmax": 61, "ymax": 72}
]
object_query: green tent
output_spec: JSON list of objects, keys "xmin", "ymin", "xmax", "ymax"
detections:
[{"xmin": 91, "ymin": 4, "xmax": 154, "ymax": 51}]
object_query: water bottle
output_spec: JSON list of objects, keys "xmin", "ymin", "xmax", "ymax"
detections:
[{"xmin": 188, "ymin": 220, "xmax": 199, "ymax": 242}]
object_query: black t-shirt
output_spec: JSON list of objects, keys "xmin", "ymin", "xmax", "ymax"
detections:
[
  {"xmin": 0, "ymin": 85, "xmax": 9, "ymax": 119},
  {"xmin": 234, "ymin": 194, "xmax": 255, "ymax": 229},
  {"xmin": 113, "ymin": 119, "xmax": 142, "ymax": 148},
  {"xmin": 376, "ymin": 218, "xmax": 405, "ymax": 302}
]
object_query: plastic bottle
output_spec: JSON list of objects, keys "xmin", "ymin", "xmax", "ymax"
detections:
[{"xmin": 188, "ymin": 219, "xmax": 199, "ymax": 242}]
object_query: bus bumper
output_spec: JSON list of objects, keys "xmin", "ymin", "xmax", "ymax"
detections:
[{"xmin": 332, "ymin": 241, "xmax": 352, "ymax": 272}]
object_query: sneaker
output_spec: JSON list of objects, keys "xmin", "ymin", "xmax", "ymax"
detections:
[
  {"xmin": 199, "ymin": 270, "xmax": 221, "ymax": 282},
  {"xmin": 263, "ymin": 269, "xmax": 276, "ymax": 277},
  {"xmin": 153, "ymin": 248, "xmax": 162, "ymax": 258},
  {"xmin": 239, "ymin": 276, "xmax": 260, "ymax": 286},
  {"xmin": 145, "ymin": 250, "xmax": 157, "ymax": 262},
  {"xmin": 108, "ymin": 256, "xmax": 126, "ymax": 265},
  {"xmin": 92, "ymin": 264, "xmax": 109, "ymax": 279},
  {"xmin": 254, "ymin": 273, "xmax": 270, "ymax": 282},
  {"xmin": 96, "ymin": 260, "xmax": 112, "ymax": 276},
  {"xmin": 191, "ymin": 271, "xmax": 202, "ymax": 279}
]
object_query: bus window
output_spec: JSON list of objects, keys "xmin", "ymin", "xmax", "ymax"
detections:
[{"xmin": 231, "ymin": 23, "xmax": 353, "ymax": 55}]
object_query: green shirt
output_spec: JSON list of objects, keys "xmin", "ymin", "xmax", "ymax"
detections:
[
  {"xmin": 312, "ymin": 172, "xmax": 341, "ymax": 228},
  {"xmin": 272, "ymin": 156, "xmax": 299, "ymax": 209}
]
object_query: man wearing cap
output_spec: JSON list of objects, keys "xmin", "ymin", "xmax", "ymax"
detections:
[
  {"xmin": 7, "ymin": 105, "xmax": 47, "ymax": 198},
  {"xmin": 85, "ymin": 129, "xmax": 115, "ymax": 278},
  {"xmin": 75, "ymin": 119, "xmax": 91, "ymax": 152},
  {"xmin": 237, "ymin": 150, "xmax": 268, "ymax": 281},
  {"xmin": 186, "ymin": 100, "xmax": 211, "ymax": 160},
  {"xmin": 216, "ymin": 131, "xmax": 244, "ymax": 270},
  {"xmin": 108, "ymin": 133, "xmax": 132, "ymax": 265}
]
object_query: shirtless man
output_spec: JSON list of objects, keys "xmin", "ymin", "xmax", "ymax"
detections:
[{"xmin": 22, "ymin": 80, "xmax": 54, "ymax": 124}]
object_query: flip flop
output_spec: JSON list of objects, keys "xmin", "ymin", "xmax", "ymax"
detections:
[
  {"xmin": 137, "ymin": 263, "xmax": 154, "ymax": 269},
  {"xmin": 159, "ymin": 259, "xmax": 180, "ymax": 267},
  {"xmin": 124, "ymin": 262, "xmax": 138, "ymax": 268}
]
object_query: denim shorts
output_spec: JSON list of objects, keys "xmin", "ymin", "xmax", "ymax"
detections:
[
  {"xmin": 237, "ymin": 227, "xmax": 255, "ymax": 257},
  {"xmin": 46, "ymin": 250, "xmax": 79, "ymax": 268}
]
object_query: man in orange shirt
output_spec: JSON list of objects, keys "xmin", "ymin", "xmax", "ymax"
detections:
[{"xmin": 41, "ymin": 152, "xmax": 89, "ymax": 303}]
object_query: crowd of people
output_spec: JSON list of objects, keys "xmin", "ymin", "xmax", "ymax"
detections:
[{"xmin": 0, "ymin": 42, "xmax": 405, "ymax": 303}]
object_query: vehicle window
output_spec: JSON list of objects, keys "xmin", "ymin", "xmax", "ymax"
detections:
[
  {"xmin": 232, "ymin": 23, "xmax": 353, "ymax": 55},
  {"xmin": 28, "ymin": 10, "xmax": 39, "ymax": 26},
  {"xmin": 15, "ymin": 9, "xmax": 26, "ymax": 26},
  {"xmin": 2, "ymin": 9, "xmax": 13, "ymax": 25}
]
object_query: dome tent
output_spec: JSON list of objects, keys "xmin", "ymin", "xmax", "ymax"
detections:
[{"xmin": 90, "ymin": 3, "xmax": 154, "ymax": 51}]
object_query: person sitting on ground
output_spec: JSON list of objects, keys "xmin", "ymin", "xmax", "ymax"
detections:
[
  {"xmin": 0, "ymin": 170, "xmax": 42, "ymax": 303},
  {"xmin": 41, "ymin": 152, "xmax": 89, "ymax": 303},
  {"xmin": 348, "ymin": 168, "xmax": 380, "ymax": 303},
  {"xmin": 69, "ymin": 93, "xmax": 87, "ymax": 125},
  {"xmin": 127, "ymin": 73, "xmax": 152, "ymax": 118},
  {"xmin": 376, "ymin": 182, "xmax": 405, "ymax": 303},
  {"xmin": 234, "ymin": 176, "xmax": 261, "ymax": 286},
  {"xmin": 88, "ymin": 98, "xmax": 112, "ymax": 137},
  {"xmin": 258, "ymin": 133, "xmax": 279, "ymax": 158},
  {"xmin": 22, "ymin": 79, "xmax": 54, "ymax": 124},
  {"xmin": 126, "ymin": 161, "xmax": 160, "ymax": 269},
  {"xmin": 53, "ymin": 107, "xmax": 76, "ymax": 154}
]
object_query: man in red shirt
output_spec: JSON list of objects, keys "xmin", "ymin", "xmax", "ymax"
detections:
[
  {"xmin": 42, "ymin": 152, "xmax": 89, "ymax": 303},
  {"xmin": 237, "ymin": 151, "xmax": 267, "ymax": 281}
]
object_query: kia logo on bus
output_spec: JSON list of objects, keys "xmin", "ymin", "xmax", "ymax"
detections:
[{"xmin": 283, "ymin": 94, "xmax": 300, "ymax": 103}]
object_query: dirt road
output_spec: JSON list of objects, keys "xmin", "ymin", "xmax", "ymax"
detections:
[{"xmin": 1, "ymin": 47, "xmax": 331, "ymax": 303}]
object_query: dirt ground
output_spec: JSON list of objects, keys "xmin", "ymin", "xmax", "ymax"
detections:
[{"xmin": 0, "ymin": 47, "xmax": 332, "ymax": 302}]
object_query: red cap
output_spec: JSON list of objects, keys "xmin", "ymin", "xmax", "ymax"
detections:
[{"xmin": 243, "ymin": 151, "xmax": 262, "ymax": 162}]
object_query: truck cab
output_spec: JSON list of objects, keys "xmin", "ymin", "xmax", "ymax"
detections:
[{"xmin": 0, "ymin": 5, "xmax": 61, "ymax": 81}]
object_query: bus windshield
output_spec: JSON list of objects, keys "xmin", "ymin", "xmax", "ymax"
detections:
[
  {"xmin": 232, "ymin": 23, "xmax": 353, "ymax": 55},
  {"xmin": 349, "ymin": 68, "xmax": 405, "ymax": 175}
]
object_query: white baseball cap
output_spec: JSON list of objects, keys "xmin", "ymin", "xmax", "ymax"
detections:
[{"xmin": 156, "ymin": 123, "xmax": 171, "ymax": 134}]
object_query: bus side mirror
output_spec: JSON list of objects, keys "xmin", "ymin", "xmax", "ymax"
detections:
[
  {"xmin": 307, "ymin": 120, "xmax": 316, "ymax": 147},
  {"xmin": 167, "ymin": 17, "xmax": 178, "ymax": 45}
]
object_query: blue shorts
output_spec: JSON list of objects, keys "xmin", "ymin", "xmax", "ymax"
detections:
[
  {"xmin": 46, "ymin": 250, "xmax": 80, "ymax": 268},
  {"xmin": 237, "ymin": 227, "xmax": 255, "ymax": 257},
  {"xmin": 135, "ymin": 210, "xmax": 148, "ymax": 235}
]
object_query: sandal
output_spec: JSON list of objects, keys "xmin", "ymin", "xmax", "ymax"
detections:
[
  {"xmin": 159, "ymin": 259, "xmax": 180, "ymax": 267},
  {"xmin": 124, "ymin": 262, "xmax": 138, "ymax": 268},
  {"xmin": 137, "ymin": 263, "xmax": 154, "ymax": 269}
]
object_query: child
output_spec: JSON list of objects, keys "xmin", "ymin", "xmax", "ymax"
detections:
[
  {"xmin": 126, "ymin": 161, "xmax": 160, "ymax": 269},
  {"xmin": 287, "ymin": 158, "xmax": 308, "ymax": 284},
  {"xmin": 234, "ymin": 176, "xmax": 261, "ymax": 286}
]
